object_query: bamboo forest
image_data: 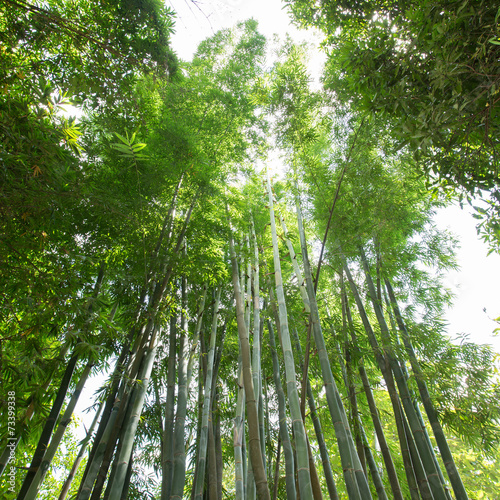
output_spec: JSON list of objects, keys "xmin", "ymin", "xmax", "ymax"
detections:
[{"xmin": 2, "ymin": 0, "xmax": 500, "ymax": 499}]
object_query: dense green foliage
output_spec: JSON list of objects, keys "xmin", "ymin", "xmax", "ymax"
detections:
[
  {"xmin": 1, "ymin": 2, "xmax": 499, "ymax": 499},
  {"xmin": 286, "ymin": 0, "xmax": 500, "ymax": 250}
]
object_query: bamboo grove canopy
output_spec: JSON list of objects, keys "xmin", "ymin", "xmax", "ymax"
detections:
[{"xmin": 1, "ymin": 1, "xmax": 500, "ymax": 499}]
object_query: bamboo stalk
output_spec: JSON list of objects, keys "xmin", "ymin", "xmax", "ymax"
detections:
[
  {"xmin": 193, "ymin": 288, "xmax": 222, "ymax": 500},
  {"xmin": 341, "ymin": 284, "xmax": 404, "ymax": 500},
  {"xmin": 161, "ymin": 315, "xmax": 177, "ymax": 500},
  {"xmin": 358, "ymin": 249, "xmax": 447, "ymax": 500},
  {"xmin": 58, "ymin": 398, "xmax": 104, "ymax": 500},
  {"xmin": 229, "ymin": 221, "xmax": 270, "ymax": 500},
  {"xmin": 343, "ymin": 259, "xmax": 421, "ymax": 499},
  {"xmin": 170, "ymin": 275, "xmax": 191, "ymax": 499},
  {"xmin": 386, "ymin": 279, "xmax": 466, "ymax": 500},
  {"xmin": 291, "ymin": 327, "xmax": 339, "ymax": 500},
  {"xmin": 17, "ymin": 351, "xmax": 79, "ymax": 500},
  {"xmin": 294, "ymin": 190, "xmax": 368, "ymax": 500},
  {"xmin": 268, "ymin": 319, "xmax": 296, "ymax": 499},
  {"xmin": 25, "ymin": 361, "xmax": 94, "ymax": 500},
  {"xmin": 77, "ymin": 384, "xmax": 125, "ymax": 500},
  {"xmin": 107, "ymin": 332, "xmax": 158, "ymax": 500},
  {"xmin": 267, "ymin": 174, "xmax": 313, "ymax": 500}
]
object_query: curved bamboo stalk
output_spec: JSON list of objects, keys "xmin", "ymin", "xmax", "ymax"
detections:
[
  {"xmin": 358, "ymin": 249, "xmax": 447, "ymax": 500},
  {"xmin": 294, "ymin": 191, "xmax": 368, "ymax": 500},
  {"xmin": 386, "ymin": 279, "xmax": 467, "ymax": 500},
  {"xmin": 267, "ymin": 174, "xmax": 313, "ymax": 500},
  {"xmin": 228, "ymin": 222, "xmax": 270, "ymax": 500},
  {"xmin": 25, "ymin": 361, "xmax": 94, "ymax": 500},
  {"xmin": 193, "ymin": 287, "xmax": 222, "ymax": 500},
  {"xmin": 268, "ymin": 319, "xmax": 296, "ymax": 500}
]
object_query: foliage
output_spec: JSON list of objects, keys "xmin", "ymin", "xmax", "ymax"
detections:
[
  {"xmin": 286, "ymin": 0, "xmax": 500, "ymax": 250},
  {"xmin": 0, "ymin": 0, "xmax": 177, "ymax": 104},
  {"xmin": 2, "ymin": 5, "xmax": 500, "ymax": 500}
]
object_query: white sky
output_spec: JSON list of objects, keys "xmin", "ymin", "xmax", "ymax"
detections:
[
  {"xmin": 167, "ymin": 0, "xmax": 500, "ymax": 352},
  {"xmin": 434, "ymin": 203, "xmax": 500, "ymax": 350}
]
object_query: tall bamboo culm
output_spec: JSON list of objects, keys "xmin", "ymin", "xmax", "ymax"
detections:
[
  {"xmin": 340, "ymin": 279, "xmax": 404, "ymax": 500},
  {"xmin": 268, "ymin": 320, "xmax": 296, "ymax": 500},
  {"xmin": 294, "ymin": 186, "xmax": 370, "ymax": 500},
  {"xmin": 266, "ymin": 174, "xmax": 313, "ymax": 500},
  {"xmin": 358, "ymin": 249, "xmax": 448, "ymax": 500},
  {"xmin": 385, "ymin": 279, "xmax": 467, "ymax": 500},
  {"xmin": 342, "ymin": 258, "xmax": 423, "ymax": 500},
  {"xmin": 193, "ymin": 288, "xmax": 222, "ymax": 499},
  {"xmin": 228, "ymin": 220, "xmax": 270, "ymax": 500}
]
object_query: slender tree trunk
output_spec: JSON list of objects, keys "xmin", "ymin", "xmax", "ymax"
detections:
[
  {"xmin": 339, "ymin": 280, "xmax": 367, "ymax": 478},
  {"xmin": 267, "ymin": 174, "xmax": 313, "ymax": 500},
  {"xmin": 58, "ymin": 399, "xmax": 104, "ymax": 500},
  {"xmin": 272, "ymin": 437, "xmax": 281, "ymax": 500},
  {"xmin": 342, "ymin": 288, "xmax": 403, "ymax": 500},
  {"xmin": 207, "ymin": 418, "xmax": 218, "ymax": 500},
  {"xmin": 0, "ymin": 342, "xmax": 71, "ymax": 479},
  {"xmin": 291, "ymin": 327, "xmax": 339, "ymax": 500},
  {"xmin": 268, "ymin": 320, "xmax": 296, "ymax": 500},
  {"xmin": 77, "ymin": 329, "xmax": 136, "ymax": 497},
  {"xmin": 161, "ymin": 315, "xmax": 177, "ymax": 500},
  {"xmin": 119, "ymin": 451, "xmax": 134, "ymax": 500},
  {"xmin": 358, "ymin": 249, "xmax": 447, "ymax": 500},
  {"xmin": 251, "ymin": 221, "xmax": 265, "ymax": 469},
  {"xmin": 384, "ymin": 290, "xmax": 452, "ymax": 500},
  {"xmin": 194, "ymin": 288, "xmax": 222, "ymax": 500},
  {"xmin": 246, "ymin": 232, "xmax": 257, "ymax": 500},
  {"xmin": 233, "ymin": 359, "xmax": 245, "ymax": 500},
  {"xmin": 335, "ymin": 342, "xmax": 364, "ymax": 480},
  {"xmin": 294, "ymin": 190, "xmax": 368, "ymax": 500},
  {"xmin": 282, "ymin": 203, "xmax": 338, "ymax": 498},
  {"xmin": 358, "ymin": 421, "xmax": 388, "ymax": 500},
  {"xmin": 186, "ymin": 285, "xmax": 208, "ymax": 389},
  {"xmin": 401, "ymin": 402, "xmax": 433, "ymax": 500},
  {"xmin": 107, "ymin": 331, "xmax": 158, "ymax": 500},
  {"xmin": 215, "ymin": 395, "xmax": 223, "ymax": 500},
  {"xmin": 77, "ymin": 382, "xmax": 126, "ymax": 500},
  {"xmin": 263, "ymin": 371, "xmax": 272, "ymax": 481},
  {"xmin": 343, "ymin": 260, "xmax": 421, "ymax": 500},
  {"xmin": 306, "ymin": 434, "xmax": 324, "ymax": 500},
  {"xmin": 17, "ymin": 351, "xmax": 79, "ymax": 500},
  {"xmin": 229, "ymin": 221, "xmax": 270, "ymax": 500},
  {"xmin": 386, "ymin": 279, "xmax": 468, "ymax": 500},
  {"xmin": 170, "ymin": 276, "xmax": 191, "ymax": 499},
  {"xmin": 190, "ymin": 356, "xmax": 204, "ymax": 500},
  {"xmin": 25, "ymin": 361, "xmax": 94, "ymax": 500}
]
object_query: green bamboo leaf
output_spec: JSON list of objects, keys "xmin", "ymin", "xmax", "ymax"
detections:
[{"xmin": 114, "ymin": 132, "xmax": 130, "ymax": 145}]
